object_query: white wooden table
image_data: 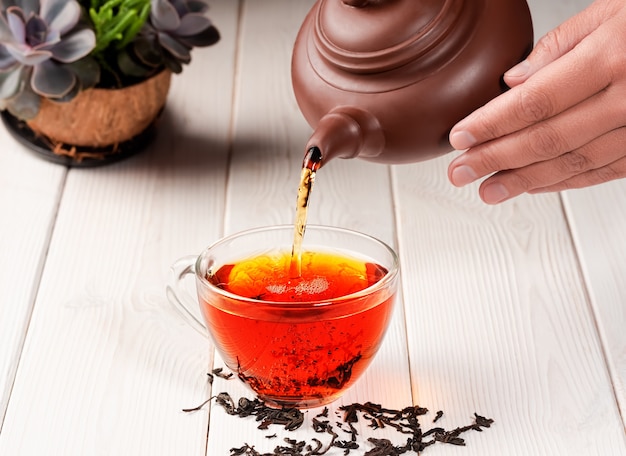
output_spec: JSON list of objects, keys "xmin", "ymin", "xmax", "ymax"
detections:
[{"xmin": 1, "ymin": 1, "xmax": 624, "ymax": 455}]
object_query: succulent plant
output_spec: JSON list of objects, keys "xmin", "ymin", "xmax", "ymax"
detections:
[
  {"xmin": 0, "ymin": 0, "xmax": 99, "ymax": 119},
  {"xmin": 118, "ymin": 0, "xmax": 220, "ymax": 77},
  {"xmin": 0, "ymin": 0, "xmax": 219, "ymax": 120}
]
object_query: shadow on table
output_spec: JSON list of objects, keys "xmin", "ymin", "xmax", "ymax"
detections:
[{"xmin": 123, "ymin": 108, "xmax": 305, "ymax": 177}]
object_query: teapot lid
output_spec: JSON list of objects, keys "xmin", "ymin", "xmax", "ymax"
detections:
[{"xmin": 313, "ymin": 0, "xmax": 467, "ymax": 74}]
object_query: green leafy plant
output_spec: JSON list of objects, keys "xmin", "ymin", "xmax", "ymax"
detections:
[
  {"xmin": 0, "ymin": 0, "xmax": 220, "ymax": 120},
  {"xmin": 89, "ymin": 0, "xmax": 152, "ymax": 56}
]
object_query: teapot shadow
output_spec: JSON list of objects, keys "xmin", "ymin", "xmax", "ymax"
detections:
[{"xmin": 133, "ymin": 108, "xmax": 302, "ymax": 177}]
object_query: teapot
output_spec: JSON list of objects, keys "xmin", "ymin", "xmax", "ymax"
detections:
[{"xmin": 291, "ymin": 0, "xmax": 534, "ymax": 165}]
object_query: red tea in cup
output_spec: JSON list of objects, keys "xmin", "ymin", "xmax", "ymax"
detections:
[{"xmin": 203, "ymin": 249, "xmax": 394, "ymax": 407}]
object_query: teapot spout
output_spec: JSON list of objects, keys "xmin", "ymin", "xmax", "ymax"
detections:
[{"xmin": 304, "ymin": 107, "xmax": 384, "ymax": 168}]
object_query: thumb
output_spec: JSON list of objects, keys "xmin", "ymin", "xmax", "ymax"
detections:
[{"xmin": 504, "ymin": 1, "xmax": 608, "ymax": 87}]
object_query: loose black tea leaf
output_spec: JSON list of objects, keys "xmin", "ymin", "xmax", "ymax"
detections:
[
  {"xmin": 306, "ymin": 438, "xmax": 324, "ymax": 454},
  {"xmin": 216, "ymin": 392, "xmax": 237, "ymax": 414},
  {"xmin": 182, "ymin": 397, "xmax": 213, "ymax": 413},
  {"xmin": 434, "ymin": 431, "xmax": 466, "ymax": 446},
  {"xmin": 230, "ymin": 445, "xmax": 250, "ymax": 456},
  {"xmin": 474, "ymin": 413, "xmax": 494, "ymax": 428},
  {"xmin": 433, "ymin": 411, "xmax": 443, "ymax": 423},
  {"xmin": 363, "ymin": 438, "xmax": 400, "ymax": 456},
  {"xmin": 213, "ymin": 367, "xmax": 235, "ymax": 379},
  {"xmin": 334, "ymin": 439, "xmax": 360, "ymax": 454},
  {"xmin": 421, "ymin": 427, "xmax": 444, "ymax": 438}
]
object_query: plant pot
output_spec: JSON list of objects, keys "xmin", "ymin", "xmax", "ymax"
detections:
[{"xmin": 2, "ymin": 70, "xmax": 172, "ymax": 167}]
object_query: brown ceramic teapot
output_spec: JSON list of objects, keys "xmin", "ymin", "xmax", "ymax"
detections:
[{"xmin": 291, "ymin": 0, "xmax": 534, "ymax": 165}]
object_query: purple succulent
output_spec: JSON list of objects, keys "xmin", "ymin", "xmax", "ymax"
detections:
[
  {"xmin": 0, "ymin": 0, "xmax": 97, "ymax": 118},
  {"xmin": 119, "ymin": 0, "xmax": 219, "ymax": 76},
  {"xmin": 0, "ymin": 0, "xmax": 220, "ymax": 119}
]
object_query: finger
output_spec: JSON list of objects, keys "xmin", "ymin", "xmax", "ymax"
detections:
[
  {"xmin": 449, "ymin": 80, "xmax": 626, "ymax": 186},
  {"xmin": 504, "ymin": 1, "xmax": 607, "ymax": 87},
  {"xmin": 449, "ymin": 27, "xmax": 613, "ymax": 151},
  {"xmin": 477, "ymin": 126, "xmax": 626, "ymax": 203},
  {"xmin": 528, "ymin": 157, "xmax": 626, "ymax": 193}
]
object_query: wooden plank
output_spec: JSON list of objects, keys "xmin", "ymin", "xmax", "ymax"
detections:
[
  {"xmin": 562, "ymin": 182, "xmax": 626, "ymax": 421},
  {"xmin": 392, "ymin": 155, "xmax": 626, "ymax": 454},
  {"xmin": 530, "ymin": 0, "xmax": 625, "ymax": 428},
  {"xmin": 0, "ymin": 1, "xmax": 239, "ymax": 454},
  {"xmin": 203, "ymin": 1, "xmax": 413, "ymax": 453},
  {"xmin": 0, "ymin": 131, "xmax": 66, "ymax": 427}
]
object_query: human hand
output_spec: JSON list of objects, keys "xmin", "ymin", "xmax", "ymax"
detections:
[{"xmin": 447, "ymin": 0, "xmax": 626, "ymax": 204}]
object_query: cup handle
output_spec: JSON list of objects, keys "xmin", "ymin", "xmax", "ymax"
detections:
[{"xmin": 166, "ymin": 255, "xmax": 208, "ymax": 337}]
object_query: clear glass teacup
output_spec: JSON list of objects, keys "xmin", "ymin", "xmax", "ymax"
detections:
[{"xmin": 167, "ymin": 225, "xmax": 399, "ymax": 409}]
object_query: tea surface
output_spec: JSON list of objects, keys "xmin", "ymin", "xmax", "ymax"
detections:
[{"xmin": 209, "ymin": 250, "xmax": 386, "ymax": 302}]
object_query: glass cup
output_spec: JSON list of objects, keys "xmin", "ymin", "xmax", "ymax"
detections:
[{"xmin": 167, "ymin": 225, "xmax": 399, "ymax": 409}]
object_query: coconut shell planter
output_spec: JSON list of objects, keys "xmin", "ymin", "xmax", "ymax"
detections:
[{"xmin": 0, "ymin": 0, "xmax": 220, "ymax": 167}]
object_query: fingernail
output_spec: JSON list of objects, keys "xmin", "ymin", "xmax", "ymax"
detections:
[
  {"xmin": 483, "ymin": 183, "xmax": 509, "ymax": 204},
  {"xmin": 505, "ymin": 60, "xmax": 530, "ymax": 78},
  {"xmin": 449, "ymin": 130, "xmax": 477, "ymax": 150},
  {"xmin": 450, "ymin": 165, "xmax": 478, "ymax": 187}
]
